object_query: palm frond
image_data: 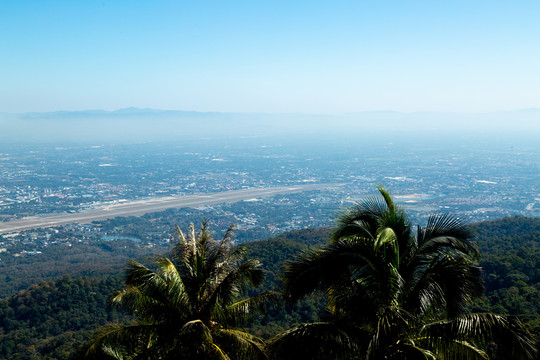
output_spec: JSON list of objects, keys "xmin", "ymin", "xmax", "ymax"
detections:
[
  {"xmin": 154, "ymin": 257, "xmax": 182, "ymax": 284},
  {"xmin": 422, "ymin": 313, "xmax": 538, "ymax": 360},
  {"xmin": 221, "ymin": 223, "xmax": 236, "ymax": 246},
  {"xmin": 83, "ymin": 221, "xmax": 268, "ymax": 360},
  {"xmin": 109, "ymin": 286, "xmax": 162, "ymax": 318},
  {"xmin": 100, "ymin": 345, "xmax": 130, "ymax": 360},
  {"xmin": 187, "ymin": 222, "xmax": 197, "ymax": 254},
  {"xmin": 214, "ymin": 328, "xmax": 267, "ymax": 360},
  {"xmin": 171, "ymin": 224, "xmax": 186, "ymax": 243},
  {"xmin": 375, "ymin": 227, "xmax": 399, "ymax": 265},
  {"xmin": 417, "ymin": 213, "xmax": 478, "ymax": 259},
  {"xmin": 444, "ymin": 340, "xmax": 489, "ymax": 360},
  {"xmin": 275, "ymin": 189, "xmax": 536, "ymax": 360},
  {"xmin": 331, "ymin": 193, "xmax": 390, "ymax": 242},
  {"xmin": 282, "ymin": 237, "xmax": 379, "ymax": 302},
  {"xmin": 115, "ymin": 261, "xmax": 185, "ymax": 321},
  {"xmin": 403, "ymin": 254, "xmax": 483, "ymax": 316},
  {"xmin": 177, "ymin": 319, "xmax": 214, "ymax": 350},
  {"xmin": 377, "ymin": 185, "xmax": 395, "ymax": 213},
  {"xmin": 79, "ymin": 323, "xmax": 160, "ymax": 360},
  {"xmin": 220, "ymin": 291, "xmax": 280, "ymax": 326},
  {"xmin": 198, "ymin": 259, "xmax": 264, "ymax": 322},
  {"xmin": 211, "ymin": 343, "xmax": 232, "ymax": 360},
  {"xmin": 365, "ymin": 305, "xmax": 414, "ymax": 359},
  {"xmin": 269, "ymin": 322, "xmax": 364, "ymax": 360},
  {"xmin": 400, "ymin": 343, "xmax": 438, "ymax": 360}
]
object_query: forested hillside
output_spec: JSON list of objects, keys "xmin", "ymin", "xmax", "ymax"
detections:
[
  {"xmin": 471, "ymin": 216, "xmax": 540, "ymax": 337},
  {"xmin": 0, "ymin": 217, "xmax": 537, "ymax": 359},
  {"xmin": 0, "ymin": 239, "xmax": 164, "ymax": 298},
  {"xmin": 0, "ymin": 227, "xmax": 331, "ymax": 359},
  {"xmin": 473, "ymin": 216, "xmax": 539, "ymax": 252},
  {"xmin": 0, "ymin": 276, "xmax": 127, "ymax": 360}
]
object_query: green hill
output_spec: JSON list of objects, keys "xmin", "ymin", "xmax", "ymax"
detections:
[
  {"xmin": 0, "ymin": 217, "xmax": 538, "ymax": 360},
  {"xmin": 472, "ymin": 216, "xmax": 539, "ymax": 252},
  {"xmin": 0, "ymin": 276, "xmax": 127, "ymax": 360},
  {"xmin": 470, "ymin": 217, "xmax": 540, "ymax": 337}
]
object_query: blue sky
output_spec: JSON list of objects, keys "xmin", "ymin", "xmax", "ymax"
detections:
[{"xmin": 1, "ymin": 1, "xmax": 539, "ymax": 113}]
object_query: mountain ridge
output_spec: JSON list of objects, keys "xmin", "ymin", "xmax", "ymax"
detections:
[
  {"xmin": 2, "ymin": 107, "xmax": 540, "ymax": 117},
  {"xmin": 1, "ymin": 108, "xmax": 538, "ymax": 143}
]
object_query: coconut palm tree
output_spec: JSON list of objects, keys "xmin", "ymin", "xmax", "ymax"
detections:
[
  {"xmin": 270, "ymin": 187, "xmax": 537, "ymax": 360},
  {"xmin": 81, "ymin": 221, "xmax": 269, "ymax": 360}
]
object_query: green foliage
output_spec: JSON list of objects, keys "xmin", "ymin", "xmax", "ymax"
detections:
[
  {"xmin": 246, "ymin": 227, "xmax": 330, "ymax": 292},
  {"xmin": 270, "ymin": 188, "xmax": 537, "ymax": 360},
  {"xmin": 0, "ymin": 216, "xmax": 538, "ymax": 359},
  {"xmin": 0, "ymin": 239, "xmax": 163, "ymax": 298},
  {"xmin": 0, "ymin": 276, "xmax": 128, "ymax": 360},
  {"xmin": 243, "ymin": 228, "xmax": 331, "ymax": 338},
  {"xmin": 474, "ymin": 250, "xmax": 540, "ymax": 343},
  {"xmin": 468, "ymin": 217, "xmax": 540, "ymax": 343},
  {"xmin": 472, "ymin": 216, "xmax": 539, "ymax": 253},
  {"xmin": 79, "ymin": 221, "xmax": 270, "ymax": 360}
]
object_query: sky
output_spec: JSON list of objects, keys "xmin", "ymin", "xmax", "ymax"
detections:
[{"xmin": 1, "ymin": 1, "xmax": 539, "ymax": 114}]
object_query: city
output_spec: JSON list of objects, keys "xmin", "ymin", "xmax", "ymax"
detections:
[{"xmin": 1, "ymin": 137, "xmax": 538, "ymax": 257}]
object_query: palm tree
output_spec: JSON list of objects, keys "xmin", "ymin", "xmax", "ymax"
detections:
[
  {"xmin": 270, "ymin": 187, "xmax": 537, "ymax": 360},
  {"xmin": 81, "ymin": 221, "xmax": 269, "ymax": 360}
]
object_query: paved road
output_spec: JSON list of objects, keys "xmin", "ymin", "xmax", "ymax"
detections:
[{"xmin": 0, "ymin": 184, "xmax": 342, "ymax": 235}]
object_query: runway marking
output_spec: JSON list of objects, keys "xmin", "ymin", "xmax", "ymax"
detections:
[{"xmin": 0, "ymin": 183, "xmax": 344, "ymax": 235}]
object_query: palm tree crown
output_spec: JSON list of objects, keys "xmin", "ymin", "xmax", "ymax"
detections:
[
  {"xmin": 271, "ymin": 187, "xmax": 537, "ymax": 360},
  {"xmin": 81, "ymin": 221, "xmax": 268, "ymax": 360}
]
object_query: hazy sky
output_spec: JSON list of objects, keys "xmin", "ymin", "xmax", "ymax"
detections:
[{"xmin": 1, "ymin": 1, "xmax": 539, "ymax": 113}]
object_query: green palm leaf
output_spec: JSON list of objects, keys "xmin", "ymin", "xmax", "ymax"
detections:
[
  {"xmin": 276, "ymin": 187, "xmax": 537, "ymax": 360},
  {"xmin": 422, "ymin": 313, "xmax": 537, "ymax": 360},
  {"xmin": 80, "ymin": 221, "xmax": 268, "ymax": 360},
  {"xmin": 269, "ymin": 322, "xmax": 365, "ymax": 360}
]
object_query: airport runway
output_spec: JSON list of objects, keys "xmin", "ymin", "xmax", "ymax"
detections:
[{"xmin": 0, "ymin": 184, "xmax": 342, "ymax": 235}]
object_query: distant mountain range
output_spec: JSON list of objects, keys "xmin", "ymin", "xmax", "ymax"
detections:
[{"xmin": 1, "ymin": 108, "xmax": 539, "ymax": 143}]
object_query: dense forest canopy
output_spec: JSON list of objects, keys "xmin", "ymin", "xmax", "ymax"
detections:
[{"xmin": 0, "ymin": 216, "xmax": 538, "ymax": 359}]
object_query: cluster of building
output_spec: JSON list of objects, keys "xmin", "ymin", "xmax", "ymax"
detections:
[{"xmin": 0, "ymin": 142, "xmax": 537, "ymax": 258}]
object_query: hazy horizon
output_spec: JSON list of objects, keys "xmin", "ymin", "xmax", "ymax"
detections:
[{"xmin": 1, "ymin": 107, "xmax": 539, "ymax": 144}]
